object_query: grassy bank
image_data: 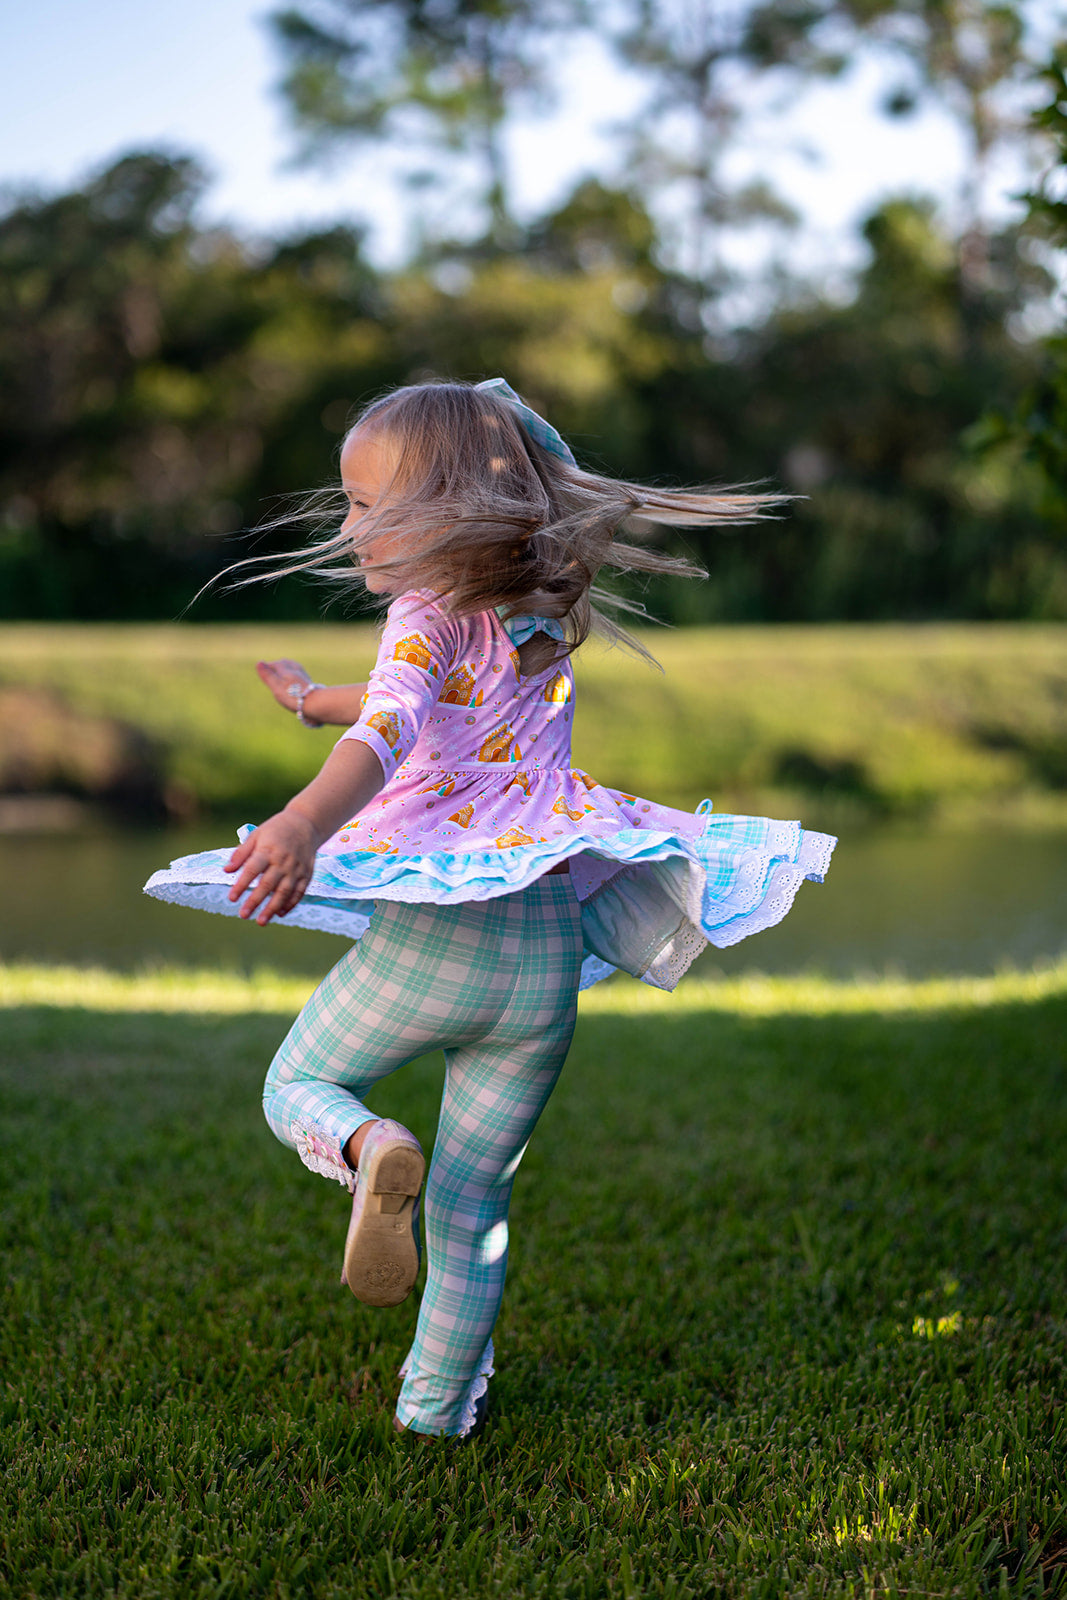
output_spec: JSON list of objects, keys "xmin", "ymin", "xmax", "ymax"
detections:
[
  {"xmin": 1, "ymin": 622, "xmax": 1066, "ymax": 825},
  {"xmin": 1, "ymin": 963, "xmax": 1064, "ymax": 1597}
]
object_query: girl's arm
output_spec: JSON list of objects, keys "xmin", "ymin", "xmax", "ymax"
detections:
[
  {"xmin": 232, "ymin": 596, "xmax": 460, "ymax": 924},
  {"xmin": 223, "ymin": 740, "xmax": 384, "ymax": 925},
  {"xmin": 256, "ymin": 658, "xmax": 368, "ymax": 726}
]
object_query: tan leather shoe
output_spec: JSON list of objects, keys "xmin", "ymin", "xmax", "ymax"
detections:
[{"xmin": 340, "ymin": 1119, "xmax": 424, "ymax": 1307}]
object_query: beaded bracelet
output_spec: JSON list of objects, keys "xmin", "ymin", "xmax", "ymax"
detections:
[{"xmin": 287, "ymin": 680, "xmax": 326, "ymax": 729}]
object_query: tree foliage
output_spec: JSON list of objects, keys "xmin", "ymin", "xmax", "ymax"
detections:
[
  {"xmin": 607, "ymin": 0, "xmax": 1037, "ymax": 299},
  {"xmin": 270, "ymin": 0, "xmax": 585, "ymax": 240},
  {"xmin": 0, "ymin": 144, "xmax": 1059, "ymax": 624},
  {"xmin": 0, "ymin": 153, "xmax": 391, "ymax": 619},
  {"xmin": 1, "ymin": 1, "xmax": 1060, "ymax": 623},
  {"xmin": 985, "ymin": 43, "xmax": 1067, "ymax": 518}
]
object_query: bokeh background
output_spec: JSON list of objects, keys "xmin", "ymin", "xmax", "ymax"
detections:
[
  {"xmin": 2, "ymin": 17, "xmax": 1066, "ymax": 1593},
  {"xmin": 1, "ymin": 0, "xmax": 1065, "ymax": 979}
]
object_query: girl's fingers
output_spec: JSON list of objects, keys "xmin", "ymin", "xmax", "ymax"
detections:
[
  {"xmin": 257, "ymin": 659, "xmax": 307, "ymax": 691},
  {"xmin": 233, "ymin": 859, "xmax": 310, "ymax": 922},
  {"xmin": 227, "ymin": 861, "xmax": 255, "ymax": 899},
  {"xmin": 256, "ymin": 661, "xmax": 301, "ymax": 707},
  {"xmin": 257, "ymin": 890, "xmax": 288, "ymax": 925},
  {"xmin": 240, "ymin": 871, "xmax": 278, "ymax": 919},
  {"xmin": 228, "ymin": 851, "xmax": 273, "ymax": 901},
  {"xmin": 222, "ymin": 828, "xmax": 313, "ymax": 920},
  {"xmin": 254, "ymin": 873, "xmax": 308, "ymax": 925},
  {"xmin": 224, "ymin": 838, "xmax": 255, "ymax": 874}
]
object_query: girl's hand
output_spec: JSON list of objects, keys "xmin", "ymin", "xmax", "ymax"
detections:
[
  {"xmin": 224, "ymin": 739, "xmax": 385, "ymax": 926},
  {"xmin": 256, "ymin": 660, "xmax": 369, "ymax": 727},
  {"xmin": 257, "ymin": 658, "xmax": 313, "ymax": 713},
  {"xmin": 224, "ymin": 810, "xmax": 319, "ymax": 925}
]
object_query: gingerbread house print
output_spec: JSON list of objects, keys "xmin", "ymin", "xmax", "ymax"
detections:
[
  {"xmin": 552, "ymin": 795, "xmax": 593, "ymax": 822},
  {"xmin": 367, "ymin": 709, "xmax": 403, "ymax": 750},
  {"xmin": 543, "ymin": 672, "xmax": 571, "ymax": 704},
  {"xmin": 418, "ymin": 774, "xmax": 456, "ymax": 799},
  {"xmin": 478, "ymin": 724, "xmax": 521, "ymax": 763},
  {"xmin": 393, "ymin": 633, "xmax": 437, "ymax": 676},
  {"xmin": 495, "ymin": 827, "xmax": 535, "ymax": 849},
  {"xmin": 438, "ymin": 663, "xmax": 482, "ymax": 706}
]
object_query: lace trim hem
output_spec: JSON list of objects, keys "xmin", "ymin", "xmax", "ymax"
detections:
[
  {"xmin": 643, "ymin": 920, "xmax": 710, "ymax": 991},
  {"xmin": 291, "ymin": 1117, "xmax": 357, "ymax": 1192},
  {"xmin": 707, "ymin": 858, "xmax": 812, "ymax": 947},
  {"xmin": 145, "ymin": 824, "xmax": 838, "ymax": 985},
  {"xmin": 798, "ymin": 829, "xmax": 835, "ymax": 883},
  {"xmin": 143, "ymin": 877, "xmax": 375, "ymax": 940},
  {"xmin": 397, "ymin": 1338, "xmax": 495, "ymax": 1438}
]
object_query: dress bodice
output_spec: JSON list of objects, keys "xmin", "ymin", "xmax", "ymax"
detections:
[{"xmin": 338, "ymin": 593, "xmax": 577, "ymax": 780}]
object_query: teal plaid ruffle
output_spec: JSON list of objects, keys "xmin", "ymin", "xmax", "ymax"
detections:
[{"xmin": 144, "ymin": 809, "xmax": 836, "ymax": 991}]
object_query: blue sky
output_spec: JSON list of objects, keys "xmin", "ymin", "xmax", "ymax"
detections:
[{"xmin": 0, "ymin": 0, "xmax": 1028, "ymax": 284}]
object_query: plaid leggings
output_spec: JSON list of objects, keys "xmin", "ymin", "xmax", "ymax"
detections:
[{"xmin": 262, "ymin": 876, "xmax": 583, "ymax": 1435}]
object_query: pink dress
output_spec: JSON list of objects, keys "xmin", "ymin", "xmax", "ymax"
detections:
[{"xmin": 145, "ymin": 591, "xmax": 836, "ymax": 990}]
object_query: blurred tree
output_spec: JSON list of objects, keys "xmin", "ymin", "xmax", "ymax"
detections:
[
  {"xmin": 979, "ymin": 44, "xmax": 1067, "ymax": 517},
  {"xmin": 797, "ymin": 0, "xmax": 1036, "ymax": 288},
  {"xmin": 511, "ymin": 178, "xmax": 660, "ymax": 276},
  {"xmin": 0, "ymin": 153, "xmax": 391, "ymax": 619},
  {"xmin": 613, "ymin": 0, "xmax": 1038, "ymax": 305},
  {"xmin": 0, "ymin": 155, "xmax": 1057, "ymax": 622},
  {"xmin": 389, "ymin": 179, "xmax": 695, "ymax": 480},
  {"xmin": 609, "ymin": 0, "xmax": 802, "ymax": 308},
  {"xmin": 633, "ymin": 195, "xmax": 1058, "ymax": 622},
  {"xmin": 269, "ymin": 0, "xmax": 586, "ymax": 244}
]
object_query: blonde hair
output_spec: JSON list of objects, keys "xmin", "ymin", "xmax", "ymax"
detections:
[{"xmin": 222, "ymin": 380, "xmax": 785, "ymax": 659}]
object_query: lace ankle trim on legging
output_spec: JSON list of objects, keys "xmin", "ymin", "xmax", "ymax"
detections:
[
  {"xmin": 291, "ymin": 1116, "xmax": 357, "ymax": 1192},
  {"xmin": 398, "ymin": 1338, "xmax": 494, "ymax": 1438}
]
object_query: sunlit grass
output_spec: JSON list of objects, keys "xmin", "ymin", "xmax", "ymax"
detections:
[
  {"xmin": 2, "ymin": 955, "xmax": 1064, "ymax": 1596},
  {"xmin": 0, "ymin": 960, "xmax": 317, "ymax": 1015},
  {"xmin": 2, "ymin": 621, "xmax": 1066, "ymax": 822},
  {"xmin": 3, "ymin": 955, "xmax": 1067, "ymax": 1017}
]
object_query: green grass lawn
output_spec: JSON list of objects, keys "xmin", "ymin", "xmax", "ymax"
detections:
[
  {"xmin": 2, "ymin": 622, "xmax": 1066, "ymax": 825},
  {"xmin": 1, "ymin": 965, "xmax": 1064, "ymax": 1598}
]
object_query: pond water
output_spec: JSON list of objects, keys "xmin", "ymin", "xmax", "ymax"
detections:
[{"xmin": 2, "ymin": 824, "xmax": 1066, "ymax": 980}]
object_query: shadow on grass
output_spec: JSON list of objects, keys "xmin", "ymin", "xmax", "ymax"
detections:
[{"xmin": 1, "ymin": 993, "xmax": 1064, "ymax": 1598}]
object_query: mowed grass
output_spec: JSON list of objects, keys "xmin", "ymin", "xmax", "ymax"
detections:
[
  {"xmin": 1, "ymin": 622, "xmax": 1066, "ymax": 823},
  {"xmin": 1, "ymin": 965, "xmax": 1065, "ymax": 1598}
]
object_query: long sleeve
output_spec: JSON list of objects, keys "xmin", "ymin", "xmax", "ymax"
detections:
[{"xmin": 337, "ymin": 592, "xmax": 460, "ymax": 779}]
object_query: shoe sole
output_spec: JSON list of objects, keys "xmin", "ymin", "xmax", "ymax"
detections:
[{"xmin": 341, "ymin": 1138, "xmax": 424, "ymax": 1307}]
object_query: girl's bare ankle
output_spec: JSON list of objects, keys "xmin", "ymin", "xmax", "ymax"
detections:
[{"xmin": 344, "ymin": 1120, "xmax": 378, "ymax": 1169}]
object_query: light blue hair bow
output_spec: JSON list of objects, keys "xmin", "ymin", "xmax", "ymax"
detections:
[
  {"xmin": 479, "ymin": 379, "xmax": 572, "ymax": 646},
  {"xmin": 475, "ymin": 377, "xmax": 577, "ymax": 466},
  {"xmin": 495, "ymin": 608, "xmax": 567, "ymax": 648}
]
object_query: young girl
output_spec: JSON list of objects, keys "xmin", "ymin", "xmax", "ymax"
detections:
[{"xmin": 145, "ymin": 379, "xmax": 835, "ymax": 1441}]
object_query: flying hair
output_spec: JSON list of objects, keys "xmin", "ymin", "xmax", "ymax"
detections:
[{"xmin": 210, "ymin": 380, "xmax": 788, "ymax": 663}]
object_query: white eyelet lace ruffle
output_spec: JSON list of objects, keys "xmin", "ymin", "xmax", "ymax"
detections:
[
  {"xmin": 290, "ymin": 1117, "xmax": 357, "ymax": 1192},
  {"xmin": 144, "ymin": 809, "xmax": 837, "ymax": 993},
  {"xmin": 397, "ymin": 1338, "xmax": 494, "ymax": 1439}
]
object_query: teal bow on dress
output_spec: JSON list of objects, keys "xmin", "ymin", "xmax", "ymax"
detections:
[{"xmin": 495, "ymin": 609, "xmax": 567, "ymax": 647}]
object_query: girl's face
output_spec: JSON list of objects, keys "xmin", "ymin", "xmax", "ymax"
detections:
[{"xmin": 340, "ymin": 427, "xmax": 399, "ymax": 594}]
